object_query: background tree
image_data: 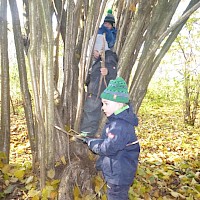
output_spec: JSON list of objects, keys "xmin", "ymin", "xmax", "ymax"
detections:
[
  {"xmin": 164, "ymin": 11, "xmax": 200, "ymax": 126},
  {"xmin": 118, "ymin": 0, "xmax": 200, "ymax": 113},
  {"xmin": 8, "ymin": 0, "xmax": 36, "ymax": 166},
  {"xmin": 0, "ymin": 0, "xmax": 10, "ymax": 164}
]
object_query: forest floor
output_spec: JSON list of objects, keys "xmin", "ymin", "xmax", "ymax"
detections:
[{"xmin": 0, "ymin": 100, "xmax": 200, "ymax": 199}]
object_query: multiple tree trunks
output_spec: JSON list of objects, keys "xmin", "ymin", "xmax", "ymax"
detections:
[{"xmin": 1, "ymin": 0, "xmax": 200, "ymax": 197}]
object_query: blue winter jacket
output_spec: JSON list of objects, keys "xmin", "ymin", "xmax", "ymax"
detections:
[
  {"xmin": 98, "ymin": 24, "xmax": 117, "ymax": 48},
  {"xmin": 88, "ymin": 105, "xmax": 140, "ymax": 186}
]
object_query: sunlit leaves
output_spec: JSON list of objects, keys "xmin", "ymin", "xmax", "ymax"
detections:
[
  {"xmin": 93, "ymin": 175, "xmax": 106, "ymax": 196},
  {"xmin": 25, "ymin": 175, "xmax": 34, "ymax": 184},
  {"xmin": 42, "ymin": 185, "xmax": 55, "ymax": 199},
  {"xmin": 14, "ymin": 169, "xmax": 25, "ymax": 180},
  {"xmin": 60, "ymin": 156, "xmax": 67, "ymax": 165},
  {"xmin": 129, "ymin": 3, "xmax": 136, "ymax": 12},
  {"xmin": 10, "ymin": 115, "xmax": 32, "ymax": 164},
  {"xmin": 132, "ymin": 101, "xmax": 200, "ymax": 199},
  {"xmin": 73, "ymin": 185, "xmax": 81, "ymax": 199},
  {"xmin": 27, "ymin": 188, "xmax": 40, "ymax": 198},
  {"xmin": 47, "ymin": 169, "xmax": 55, "ymax": 179}
]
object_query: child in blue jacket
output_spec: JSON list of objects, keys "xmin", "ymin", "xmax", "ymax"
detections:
[
  {"xmin": 85, "ymin": 77, "xmax": 140, "ymax": 200},
  {"xmin": 98, "ymin": 9, "xmax": 117, "ymax": 49}
]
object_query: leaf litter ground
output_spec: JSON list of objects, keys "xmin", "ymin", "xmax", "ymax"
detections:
[{"xmin": 0, "ymin": 101, "xmax": 200, "ymax": 199}]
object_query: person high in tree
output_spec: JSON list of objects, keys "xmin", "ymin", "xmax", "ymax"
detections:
[{"xmin": 98, "ymin": 9, "xmax": 117, "ymax": 49}]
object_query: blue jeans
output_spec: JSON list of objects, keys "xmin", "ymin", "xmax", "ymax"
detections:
[
  {"xmin": 107, "ymin": 183, "xmax": 130, "ymax": 200},
  {"xmin": 80, "ymin": 94, "xmax": 102, "ymax": 137}
]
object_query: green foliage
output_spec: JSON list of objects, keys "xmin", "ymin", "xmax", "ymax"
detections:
[
  {"xmin": 9, "ymin": 64, "xmax": 22, "ymax": 100},
  {"xmin": 9, "ymin": 65, "xmax": 25, "ymax": 116},
  {"xmin": 144, "ymin": 78, "xmax": 183, "ymax": 107},
  {"xmin": 172, "ymin": 12, "xmax": 200, "ymax": 126},
  {"xmin": 159, "ymin": 9, "xmax": 200, "ymax": 126},
  {"xmin": 9, "ymin": 63, "xmax": 32, "ymax": 115}
]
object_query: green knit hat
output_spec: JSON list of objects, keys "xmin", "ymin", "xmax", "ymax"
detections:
[{"xmin": 100, "ymin": 77, "xmax": 129, "ymax": 103}]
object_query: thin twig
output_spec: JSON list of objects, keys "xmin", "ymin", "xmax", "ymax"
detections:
[{"xmin": 92, "ymin": 182, "xmax": 106, "ymax": 199}]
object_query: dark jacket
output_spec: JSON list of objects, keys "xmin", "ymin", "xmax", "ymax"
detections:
[
  {"xmin": 88, "ymin": 105, "xmax": 140, "ymax": 186},
  {"xmin": 87, "ymin": 50, "xmax": 118, "ymax": 97}
]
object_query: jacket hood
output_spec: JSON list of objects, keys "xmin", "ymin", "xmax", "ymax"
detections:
[{"xmin": 109, "ymin": 104, "xmax": 138, "ymax": 126}]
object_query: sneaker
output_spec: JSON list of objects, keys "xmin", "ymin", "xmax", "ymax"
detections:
[{"xmin": 79, "ymin": 131, "xmax": 94, "ymax": 138}]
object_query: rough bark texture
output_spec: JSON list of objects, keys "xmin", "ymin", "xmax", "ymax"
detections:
[
  {"xmin": 60, "ymin": 0, "xmax": 75, "ymax": 126},
  {"xmin": 28, "ymin": 0, "xmax": 46, "ymax": 188},
  {"xmin": 74, "ymin": 0, "xmax": 108, "ymax": 132},
  {"xmin": 57, "ymin": 142, "xmax": 97, "ymax": 200},
  {"xmin": 53, "ymin": 0, "xmax": 67, "ymax": 43},
  {"xmin": 9, "ymin": 0, "xmax": 36, "ymax": 164},
  {"xmin": 0, "ymin": 0, "xmax": 10, "ymax": 164},
  {"xmin": 37, "ymin": 0, "xmax": 55, "ymax": 172}
]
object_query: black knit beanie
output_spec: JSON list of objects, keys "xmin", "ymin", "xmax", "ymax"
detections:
[{"xmin": 104, "ymin": 9, "xmax": 115, "ymax": 27}]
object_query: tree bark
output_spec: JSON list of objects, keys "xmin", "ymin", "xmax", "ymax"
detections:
[
  {"xmin": 60, "ymin": 0, "xmax": 75, "ymax": 126},
  {"xmin": 28, "ymin": 0, "xmax": 46, "ymax": 189},
  {"xmin": 0, "ymin": 0, "xmax": 10, "ymax": 164},
  {"xmin": 74, "ymin": 0, "xmax": 108, "ymax": 132},
  {"xmin": 8, "ymin": 0, "xmax": 36, "ymax": 165},
  {"xmin": 37, "ymin": 0, "xmax": 55, "ymax": 172},
  {"xmin": 53, "ymin": 0, "xmax": 67, "ymax": 43}
]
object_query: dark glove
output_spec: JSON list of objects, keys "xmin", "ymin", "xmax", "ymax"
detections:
[
  {"xmin": 81, "ymin": 137, "xmax": 90, "ymax": 144},
  {"xmin": 81, "ymin": 137, "xmax": 97, "ymax": 144},
  {"xmin": 87, "ymin": 138, "xmax": 104, "ymax": 154}
]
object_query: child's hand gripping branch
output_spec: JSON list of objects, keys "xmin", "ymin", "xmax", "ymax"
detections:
[
  {"xmin": 93, "ymin": 50, "xmax": 108, "ymax": 76},
  {"xmin": 83, "ymin": 138, "xmax": 104, "ymax": 154},
  {"xmin": 100, "ymin": 67, "xmax": 108, "ymax": 76}
]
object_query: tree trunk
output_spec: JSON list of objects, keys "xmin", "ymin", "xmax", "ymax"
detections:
[
  {"xmin": 74, "ymin": 0, "xmax": 108, "ymax": 132},
  {"xmin": 58, "ymin": 142, "xmax": 97, "ymax": 200},
  {"xmin": 28, "ymin": 0, "xmax": 46, "ymax": 189},
  {"xmin": 117, "ymin": 0, "xmax": 200, "ymax": 113},
  {"xmin": 0, "ymin": 0, "xmax": 10, "ymax": 164},
  {"xmin": 9, "ymin": 0, "xmax": 36, "ymax": 165},
  {"xmin": 60, "ymin": 0, "xmax": 76, "ymax": 126},
  {"xmin": 53, "ymin": 0, "xmax": 67, "ymax": 43},
  {"xmin": 37, "ymin": 0, "xmax": 55, "ymax": 172}
]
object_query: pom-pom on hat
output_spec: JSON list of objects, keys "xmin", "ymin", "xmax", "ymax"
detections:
[
  {"xmin": 104, "ymin": 9, "xmax": 115, "ymax": 26},
  {"xmin": 107, "ymin": 9, "xmax": 113, "ymax": 14},
  {"xmin": 101, "ymin": 77, "xmax": 129, "ymax": 103}
]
